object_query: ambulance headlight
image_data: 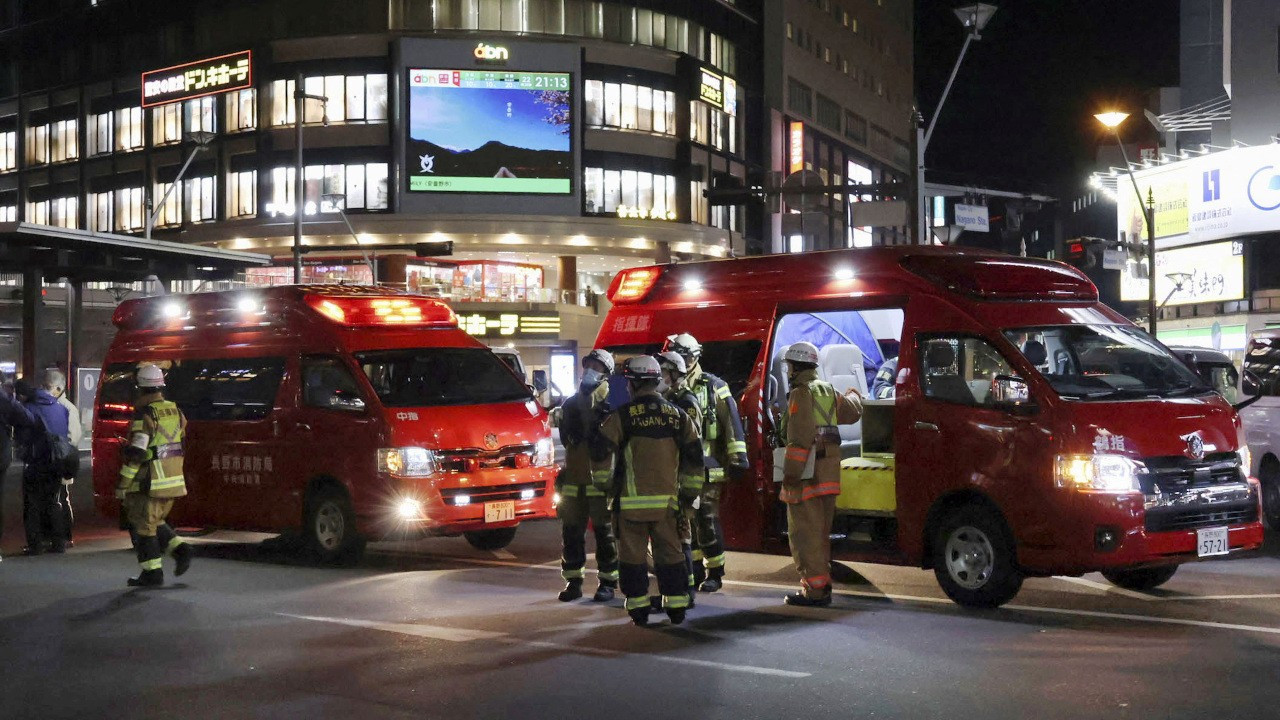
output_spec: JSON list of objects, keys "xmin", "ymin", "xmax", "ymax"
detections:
[
  {"xmin": 378, "ymin": 447, "xmax": 438, "ymax": 477},
  {"xmin": 533, "ymin": 437, "xmax": 555, "ymax": 467},
  {"xmin": 1055, "ymin": 454, "xmax": 1141, "ymax": 493},
  {"xmin": 395, "ymin": 497, "xmax": 425, "ymax": 520},
  {"xmin": 1238, "ymin": 444, "xmax": 1252, "ymax": 474}
]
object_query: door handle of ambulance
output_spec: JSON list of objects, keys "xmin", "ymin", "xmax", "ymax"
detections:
[
  {"xmin": 296, "ymin": 422, "xmax": 312, "ymax": 432},
  {"xmin": 913, "ymin": 421, "xmax": 939, "ymax": 432}
]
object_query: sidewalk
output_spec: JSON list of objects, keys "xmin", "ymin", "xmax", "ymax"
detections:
[{"xmin": 0, "ymin": 456, "xmax": 113, "ymax": 557}]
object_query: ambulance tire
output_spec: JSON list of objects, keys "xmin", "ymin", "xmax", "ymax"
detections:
[
  {"xmin": 1259, "ymin": 457, "xmax": 1280, "ymax": 530},
  {"xmin": 304, "ymin": 486, "xmax": 366, "ymax": 565},
  {"xmin": 464, "ymin": 526, "xmax": 518, "ymax": 551},
  {"xmin": 932, "ymin": 505, "xmax": 1023, "ymax": 609},
  {"xmin": 1100, "ymin": 565, "xmax": 1178, "ymax": 591}
]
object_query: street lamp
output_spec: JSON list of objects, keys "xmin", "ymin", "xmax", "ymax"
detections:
[
  {"xmin": 320, "ymin": 193, "xmax": 376, "ymax": 285},
  {"xmin": 916, "ymin": 3, "xmax": 997, "ymax": 245},
  {"xmin": 293, "ymin": 74, "xmax": 329, "ymax": 283},
  {"xmin": 1094, "ymin": 110, "xmax": 1158, "ymax": 334},
  {"xmin": 144, "ymin": 130, "xmax": 216, "ymax": 240}
]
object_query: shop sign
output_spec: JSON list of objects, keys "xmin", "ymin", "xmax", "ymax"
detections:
[
  {"xmin": 141, "ymin": 50, "xmax": 252, "ymax": 108},
  {"xmin": 459, "ymin": 312, "xmax": 561, "ymax": 338},
  {"xmin": 789, "ymin": 121, "xmax": 804, "ymax": 174},
  {"xmin": 617, "ymin": 204, "xmax": 676, "ymax": 221},
  {"xmin": 698, "ymin": 67, "xmax": 724, "ymax": 110},
  {"xmin": 473, "ymin": 43, "xmax": 510, "ymax": 64},
  {"xmin": 1115, "ymin": 162, "xmax": 1189, "ymax": 242},
  {"xmin": 1120, "ymin": 240, "xmax": 1244, "ymax": 306}
]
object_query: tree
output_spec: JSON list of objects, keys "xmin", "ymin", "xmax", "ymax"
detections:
[{"xmin": 536, "ymin": 90, "xmax": 571, "ymax": 136}]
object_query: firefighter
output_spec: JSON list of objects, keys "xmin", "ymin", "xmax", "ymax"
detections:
[
  {"xmin": 657, "ymin": 351, "xmax": 702, "ymax": 608},
  {"xmin": 662, "ymin": 332, "xmax": 748, "ymax": 592},
  {"xmin": 778, "ymin": 342, "xmax": 862, "ymax": 606},
  {"xmin": 551, "ymin": 349, "xmax": 620, "ymax": 602},
  {"xmin": 115, "ymin": 364, "xmax": 193, "ymax": 587},
  {"xmin": 592, "ymin": 356, "xmax": 704, "ymax": 627}
]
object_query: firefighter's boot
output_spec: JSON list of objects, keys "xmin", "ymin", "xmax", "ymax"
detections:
[
  {"xmin": 592, "ymin": 581, "xmax": 616, "ymax": 602},
  {"xmin": 558, "ymin": 578, "xmax": 584, "ymax": 602},
  {"xmin": 128, "ymin": 536, "xmax": 164, "ymax": 588},
  {"xmin": 699, "ymin": 566, "xmax": 724, "ymax": 593}
]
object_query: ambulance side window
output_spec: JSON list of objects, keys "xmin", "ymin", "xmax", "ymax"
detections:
[
  {"xmin": 919, "ymin": 336, "xmax": 1015, "ymax": 408},
  {"xmin": 302, "ymin": 356, "xmax": 366, "ymax": 413}
]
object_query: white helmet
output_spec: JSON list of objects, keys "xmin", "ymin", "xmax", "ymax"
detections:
[
  {"xmin": 583, "ymin": 348, "xmax": 616, "ymax": 374},
  {"xmin": 657, "ymin": 351, "xmax": 687, "ymax": 375},
  {"xmin": 663, "ymin": 333, "xmax": 702, "ymax": 365},
  {"xmin": 622, "ymin": 355, "xmax": 662, "ymax": 383},
  {"xmin": 783, "ymin": 342, "xmax": 820, "ymax": 366},
  {"xmin": 136, "ymin": 364, "xmax": 165, "ymax": 388}
]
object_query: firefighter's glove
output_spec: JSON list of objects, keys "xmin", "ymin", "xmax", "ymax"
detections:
[{"xmin": 114, "ymin": 487, "xmax": 127, "ymax": 500}]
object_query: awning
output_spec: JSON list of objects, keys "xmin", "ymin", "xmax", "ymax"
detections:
[{"xmin": 0, "ymin": 222, "xmax": 270, "ymax": 282}]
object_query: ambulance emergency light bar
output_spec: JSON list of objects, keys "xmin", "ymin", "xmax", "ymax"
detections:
[
  {"xmin": 112, "ymin": 290, "xmax": 458, "ymax": 330},
  {"xmin": 304, "ymin": 294, "xmax": 458, "ymax": 327}
]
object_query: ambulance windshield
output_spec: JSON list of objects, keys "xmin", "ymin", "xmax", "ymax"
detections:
[{"xmin": 357, "ymin": 348, "xmax": 532, "ymax": 407}]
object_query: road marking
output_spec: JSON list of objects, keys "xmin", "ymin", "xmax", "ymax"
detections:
[
  {"xmin": 282, "ymin": 613, "xmax": 810, "ymax": 678},
  {"xmin": 1053, "ymin": 575, "xmax": 1156, "ymax": 601},
  {"xmin": 1151, "ymin": 593, "xmax": 1280, "ymax": 602},
  {"xmin": 490, "ymin": 549, "xmax": 517, "ymax": 560}
]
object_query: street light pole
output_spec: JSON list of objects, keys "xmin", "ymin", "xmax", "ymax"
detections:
[
  {"xmin": 144, "ymin": 130, "xmax": 215, "ymax": 241},
  {"xmin": 1096, "ymin": 111, "xmax": 1158, "ymax": 335},
  {"xmin": 293, "ymin": 73, "xmax": 329, "ymax": 283},
  {"xmin": 916, "ymin": 3, "xmax": 997, "ymax": 244},
  {"xmin": 321, "ymin": 193, "xmax": 376, "ymax": 285}
]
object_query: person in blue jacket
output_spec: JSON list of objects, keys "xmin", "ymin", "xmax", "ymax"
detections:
[{"xmin": 0, "ymin": 379, "xmax": 70, "ymax": 555}]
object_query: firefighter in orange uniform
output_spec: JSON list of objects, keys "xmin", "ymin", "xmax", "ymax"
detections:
[{"xmin": 778, "ymin": 342, "xmax": 862, "ymax": 606}]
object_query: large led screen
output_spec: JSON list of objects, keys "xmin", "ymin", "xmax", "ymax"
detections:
[{"xmin": 407, "ymin": 69, "xmax": 572, "ymax": 194}]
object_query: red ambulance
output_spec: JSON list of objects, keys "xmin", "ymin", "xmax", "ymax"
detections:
[
  {"xmin": 93, "ymin": 285, "xmax": 556, "ymax": 562},
  {"xmin": 596, "ymin": 247, "xmax": 1264, "ymax": 607}
]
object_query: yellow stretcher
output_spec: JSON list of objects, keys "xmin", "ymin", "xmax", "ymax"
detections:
[{"xmin": 837, "ymin": 453, "xmax": 896, "ymax": 515}]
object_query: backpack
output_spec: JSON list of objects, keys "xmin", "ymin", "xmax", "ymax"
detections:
[{"xmin": 36, "ymin": 415, "xmax": 79, "ymax": 480}]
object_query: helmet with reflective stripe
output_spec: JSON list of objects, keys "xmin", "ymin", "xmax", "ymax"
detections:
[
  {"xmin": 663, "ymin": 333, "xmax": 702, "ymax": 365},
  {"xmin": 657, "ymin": 351, "xmax": 687, "ymax": 375},
  {"xmin": 136, "ymin": 363, "xmax": 165, "ymax": 388},
  {"xmin": 583, "ymin": 348, "xmax": 616, "ymax": 374},
  {"xmin": 783, "ymin": 342, "xmax": 820, "ymax": 366},
  {"xmin": 622, "ymin": 355, "xmax": 662, "ymax": 383}
]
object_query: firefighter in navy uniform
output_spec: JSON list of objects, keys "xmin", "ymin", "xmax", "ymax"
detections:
[
  {"xmin": 591, "ymin": 356, "xmax": 704, "ymax": 626},
  {"xmin": 657, "ymin": 351, "xmax": 702, "ymax": 608},
  {"xmin": 663, "ymin": 333, "xmax": 748, "ymax": 592},
  {"xmin": 551, "ymin": 349, "xmax": 620, "ymax": 602},
  {"xmin": 116, "ymin": 364, "xmax": 194, "ymax": 587},
  {"xmin": 778, "ymin": 342, "xmax": 862, "ymax": 606}
]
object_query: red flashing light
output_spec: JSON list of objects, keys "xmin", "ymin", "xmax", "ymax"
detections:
[
  {"xmin": 1068, "ymin": 242, "xmax": 1085, "ymax": 256},
  {"xmin": 607, "ymin": 267, "xmax": 664, "ymax": 303},
  {"xmin": 304, "ymin": 294, "xmax": 458, "ymax": 327}
]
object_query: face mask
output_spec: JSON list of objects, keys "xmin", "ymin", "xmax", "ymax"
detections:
[
  {"xmin": 656, "ymin": 377, "xmax": 671, "ymax": 395},
  {"xmin": 579, "ymin": 369, "xmax": 605, "ymax": 393}
]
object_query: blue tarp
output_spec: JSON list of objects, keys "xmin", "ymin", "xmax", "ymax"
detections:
[{"xmin": 774, "ymin": 311, "xmax": 885, "ymax": 387}]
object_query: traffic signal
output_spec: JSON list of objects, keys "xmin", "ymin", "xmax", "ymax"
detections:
[{"xmin": 1064, "ymin": 238, "xmax": 1098, "ymax": 269}]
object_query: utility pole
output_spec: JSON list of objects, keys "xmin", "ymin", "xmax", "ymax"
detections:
[{"xmin": 293, "ymin": 74, "xmax": 328, "ymax": 283}]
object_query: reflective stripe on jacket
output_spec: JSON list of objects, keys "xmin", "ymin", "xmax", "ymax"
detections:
[
  {"xmin": 119, "ymin": 397, "xmax": 187, "ymax": 499},
  {"xmin": 591, "ymin": 389, "xmax": 703, "ymax": 520},
  {"xmin": 779, "ymin": 369, "xmax": 862, "ymax": 504}
]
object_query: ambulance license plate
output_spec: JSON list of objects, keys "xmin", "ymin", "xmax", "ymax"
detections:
[
  {"xmin": 1196, "ymin": 526, "xmax": 1229, "ymax": 557},
  {"xmin": 484, "ymin": 501, "xmax": 515, "ymax": 524}
]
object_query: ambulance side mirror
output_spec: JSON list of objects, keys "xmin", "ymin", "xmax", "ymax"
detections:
[
  {"xmin": 1235, "ymin": 370, "xmax": 1263, "ymax": 411},
  {"xmin": 991, "ymin": 375, "xmax": 1038, "ymax": 415},
  {"xmin": 532, "ymin": 370, "xmax": 549, "ymax": 394}
]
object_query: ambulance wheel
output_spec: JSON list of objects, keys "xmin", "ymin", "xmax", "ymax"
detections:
[
  {"xmin": 1259, "ymin": 457, "xmax": 1280, "ymax": 530},
  {"xmin": 305, "ymin": 486, "xmax": 366, "ymax": 564},
  {"xmin": 1100, "ymin": 565, "xmax": 1178, "ymax": 591},
  {"xmin": 932, "ymin": 506, "xmax": 1023, "ymax": 609},
  {"xmin": 464, "ymin": 526, "xmax": 518, "ymax": 551}
]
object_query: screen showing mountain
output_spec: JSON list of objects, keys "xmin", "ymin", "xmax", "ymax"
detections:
[{"xmin": 407, "ymin": 69, "xmax": 572, "ymax": 194}]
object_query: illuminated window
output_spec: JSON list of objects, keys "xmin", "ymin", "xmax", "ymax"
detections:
[
  {"xmin": 49, "ymin": 196, "xmax": 79, "ymax": 229},
  {"xmin": 24, "ymin": 125, "xmax": 47, "ymax": 165},
  {"xmin": 51, "ymin": 119, "xmax": 78, "ymax": 163},
  {"xmin": 184, "ymin": 97, "xmax": 217, "ymax": 134},
  {"xmin": 87, "ymin": 112, "xmax": 112, "ymax": 155},
  {"xmin": 89, "ymin": 191, "xmax": 112, "ymax": 232},
  {"xmin": 185, "ymin": 176, "xmax": 215, "ymax": 223},
  {"xmin": 0, "ymin": 205, "xmax": 15, "ymax": 222},
  {"xmin": 26, "ymin": 199, "xmax": 48, "ymax": 224},
  {"xmin": 225, "ymin": 89, "xmax": 256, "ymax": 132},
  {"xmin": 270, "ymin": 75, "xmax": 389, "ymax": 126},
  {"xmin": 0, "ymin": 131, "xmax": 15, "ymax": 171},
  {"xmin": 584, "ymin": 166, "xmax": 676, "ymax": 219},
  {"xmin": 153, "ymin": 182, "xmax": 180, "ymax": 228},
  {"xmin": 115, "ymin": 107, "xmax": 143, "ymax": 151},
  {"xmin": 227, "ymin": 170, "xmax": 257, "ymax": 218},
  {"xmin": 267, "ymin": 166, "xmax": 295, "ymax": 217},
  {"xmin": 152, "ymin": 104, "xmax": 181, "ymax": 145},
  {"xmin": 269, "ymin": 162, "xmax": 388, "ymax": 216}
]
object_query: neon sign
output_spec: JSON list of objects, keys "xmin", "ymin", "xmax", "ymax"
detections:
[{"xmin": 141, "ymin": 50, "xmax": 252, "ymax": 108}]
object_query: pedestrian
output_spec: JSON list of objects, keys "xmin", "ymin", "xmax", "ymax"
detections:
[
  {"xmin": 116, "ymin": 364, "xmax": 193, "ymax": 587},
  {"xmin": 777, "ymin": 342, "xmax": 863, "ymax": 606},
  {"xmin": 662, "ymin": 333, "xmax": 749, "ymax": 592},
  {"xmin": 657, "ymin": 350, "xmax": 702, "ymax": 608},
  {"xmin": 0, "ymin": 378, "xmax": 70, "ymax": 555},
  {"xmin": 44, "ymin": 369, "xmax": 81, "ymax": 547},
  {"xmin": 592, "ymin": 356, "xmax": 704, "ymax": 626},
  {"xmin": 550, "ymin": 348, "xmax": 620, "ymax": 602},
  {"xmin": 0, "ymin": 374, "xmax": 13, "ymax": 560}
]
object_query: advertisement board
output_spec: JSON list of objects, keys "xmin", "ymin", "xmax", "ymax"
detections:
[
  {"xmin": 141, "ymin": 51, "xmax": 252, "ymax": 108},
  {"xmin": 406, "ymin": 69, "xmax": 572, "ymax": 194},
  {"xmin": 1115, "ymin": 163, "xmax": 1189, "ymax": 243},
  {"xmin": 1120, "ymin": 240, "xmax": 1244, "ymax": 305}
]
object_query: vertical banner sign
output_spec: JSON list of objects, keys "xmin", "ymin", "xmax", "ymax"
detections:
[
  {"xmin": 141, "ymin": 51, "xmax": 253, "ymax": 108},
  {"xmin": 789, "ymin": 121, "xmax": 804, "ymax": 174}
]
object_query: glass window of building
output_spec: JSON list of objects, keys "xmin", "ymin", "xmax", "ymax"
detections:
[
  {"xmin": 816, "ymin": 94, "xmax": 841, "ymax": 132},
  {"xmin": 227, "ymin": 169, "xmax": 257, "ymax": 218},
  {"xmin": 787, "ymin": 77, "xmax": 813, "ymax": 117},
  {"xmin": 186, "ymin": 176, "xmax": 216, "ymax": 223},
  {"xmin": 585, "ymin": 80, "xmax": 675, "ymax": 136},
  {"xmin": 270, "ymin": 163, "xmax": 388, "ymax": 216},
  {"xmin": 153, "ymin": 104, "xmax": 181, "ymax": 145},
  {"xmin": 267, "ymin": 167, "xmax": 295, "ymax": 216},
  {"xmin": 50, "ymin": 196, "xmax": 79, "ymax": 229},
  {"xmin": 87, "ymin": 112, "xmax": 112, "ymax": 156},
  {"xmin": 226, "ymin": 89, "xmax": 256, "ymax": 132},
  {"xmin": 184, "ymin": 97, "xmax": 217, "ymax": 134},
  {"xmin": 0, "ymin": 131, "xmax": 15, "ymax": 171},
  {"xmin": 844, "ymin": 110, "xmax": 867, "ymax": 145},
  {"xmin": 25, "ymin": 125, "xmax": 48, "ymax": 165},
  {"xmin": 0, "ymin": 204, "xmax": 15, "ymax": 222},
  {"xmin": 271, "ymin": 75, "xmax": 389, "ymax": 126},
  {"xmin": 115, "ymin": 107, "xmax": 144, "ymax": 151},
  {"xmin": 620, "ymin": 84, "xmax": 637, "ymax": 129},
  {"xmin": 690, "ymin": 101, "xmax": 708, "ymax": 145},
  {"xmin": 153, "ymin": 182, "xmax": 180, "ymax": 227},
  {"xmin": 89, "ymin": 191, "xmax": 112, "ymax": 232},
  {"xmin": 51, "ymin": 119, "xmax": 78, "ymax": 163},
  {"xmin": 26, "ymin": 200, "xmax": 47, "ymax": 224},
  {"xmin": 690, "ymin": 180, "xmax": 707, "ymax": 224},
  {"xmin": 584, "ymin": 166, "xmax": 675, "ymax": 218},
  {"xmin": 603, "ymin": 82, "xmax": 620, "ymax": 127}
]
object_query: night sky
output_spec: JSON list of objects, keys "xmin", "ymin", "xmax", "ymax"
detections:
[{"xmin": 916, "ymin": 1, "xmax": 1181, "ymax": 196}]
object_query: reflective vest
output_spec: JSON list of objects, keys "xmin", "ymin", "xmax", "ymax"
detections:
[{"xmin": 119, "ymin": 399, "xmax": 187, "ymax": 498}]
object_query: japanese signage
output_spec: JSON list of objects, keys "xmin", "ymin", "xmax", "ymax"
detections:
[
  {"xmin": 141, "ymin": 50, "xmax": 252, "ymax": 108},
  {"xmin": 954, "ymin": 203, "xmax": 990, "ymax": 232},
  {"xmin": 1115, "ymin": 162, "xmax": 1189, "ymax": 242},
  {"xmin": 1121, "ymin": 240, "xmax": 1244, "ymax": 306},
  {"xmin": 458, "ymin": 312, "xmax": 560, "ymax": 338},
  {"xmin": 789, "ymin": 121, "xmax": 804, "ymax": 174},
  {"xmin": 617, "ymin": 204, "xmax": 676, "ymax": 221},
  {"xmin": 698, "ymin": 67, "xmax": 724, "ymax": 110}
]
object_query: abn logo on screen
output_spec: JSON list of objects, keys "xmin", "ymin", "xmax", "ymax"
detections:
[{"xmin": 474, "ymin": 43, "xmax": 509, "ymax": 64}]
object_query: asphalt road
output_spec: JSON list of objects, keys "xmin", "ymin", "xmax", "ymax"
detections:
[{"xmin": 3, "ymin": 462, "xmax": 1280, "ymax": 720}]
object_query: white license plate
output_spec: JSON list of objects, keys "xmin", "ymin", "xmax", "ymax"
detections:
[
  {"xmin": 1196, "ymin": 526, "xmax": 1229, "ymax": 557},
  {"xmin": 484, "ymin": 500, "xmax": 515, "ymax": 524}
]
